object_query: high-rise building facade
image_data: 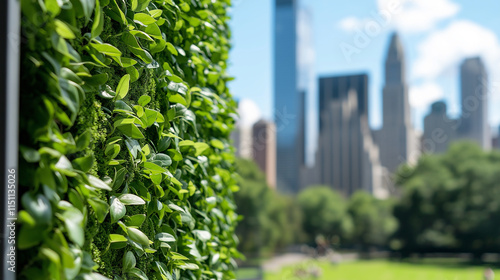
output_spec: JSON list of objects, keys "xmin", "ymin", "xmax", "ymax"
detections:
[
  {"xmin": 316, "ymin": 75, "xmax": 388, "ymax": 198},
  {"xmin": 423, "ymin": 101, "xmax": 456, "ymax": 154},
  {"xmin": 423, "ymin": 57, "xmax": 491, "ymax": 153},
  {"xmin": 458, "ymin": 57, "xmax": 490, "ymax": 149},
  {"xmin": 252, "ymin": 120, "xmax": 277, "ymax": 189},
  {"xmin": 375, "ymin": 33, "xmax": 418, "ymax": 173},
  {"xmin": 274, "ymin": 0, "xmax": 313, "ymax": 192}
]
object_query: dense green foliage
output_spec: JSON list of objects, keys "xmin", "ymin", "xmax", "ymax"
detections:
[
  {"xmin": 346, "ymin": 192, "xmax": 397, "ymax": 250},
  {"xmin": 234, "ymin": 163, "xmax": 397, "ymax": 254},
  {"xmin": 18, "ymin": 0, "xmax": 240, "ymax": 279},
  {"xmin": 394, "ymin": 142, "xmax": 500, "ymax": 257},
  {"xmin": 234, "ymin": 158, "xmax": 302, "ymax": 256},
  {"xmin": 297, "ymin": 186, "xmax": 396, "ymax": 250},
  {"xmin": 297, "ymin": 186, "xmax": 350, "ymax": 244}
]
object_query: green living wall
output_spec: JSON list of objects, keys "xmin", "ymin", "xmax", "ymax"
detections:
[{"xmin": 17, "ymin": 0, "xmax": 240, "ymax": 279}]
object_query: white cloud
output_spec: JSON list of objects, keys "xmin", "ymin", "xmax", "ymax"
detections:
[
  {"xmin": 413, "ymin": 20, "xmax": 500, "ymax": 80},
  {"xmin": 412, "ymin": 20, "xmax": 500, "ymax": 127},
  {"xmin": 409, "ymin": 82, "xmax": 445, "ymax": 109},
  {"xmin": 338, "ymin": 0, "xmax": 459, "ymax": 34},
  {"xmin": 339, "ymin": 17, "xmax": 364, "ymax": 32},
  {"xmin": 237, "ymin": 99, "xmax": 262, "ymax": 127},
  {"xmin": 378, "ymin": 0, "xmax": 460, "ymax": 33}
]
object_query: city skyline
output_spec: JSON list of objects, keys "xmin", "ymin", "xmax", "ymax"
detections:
[{"xmin": 228, "ymin": 0, "xmax": 500, "ymax": 135}]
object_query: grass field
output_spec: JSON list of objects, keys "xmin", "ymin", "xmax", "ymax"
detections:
[{"xmin": 263, "ymin": 259, "xmax": 498, "ymax": 280}]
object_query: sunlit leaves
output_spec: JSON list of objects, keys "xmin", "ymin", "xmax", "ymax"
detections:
[
  {"xmin": 91, "ymin": 0, "xmax": 103, "ymax": 38},
  {"xmin": 19, "ymin": 0, "xmax": 239, "ymax": 278},
  {"xmin": 110, "ymin": 196, "xmax": 126, "ymax": 223},
  {"xmin": 115, "ymin": 74, "xmax": 130, "ymax": 100}
]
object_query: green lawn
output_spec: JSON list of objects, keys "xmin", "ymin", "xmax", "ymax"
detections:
[{"xmin": 264, "ymin": 259, "xmax": 498, "ymax": 280}]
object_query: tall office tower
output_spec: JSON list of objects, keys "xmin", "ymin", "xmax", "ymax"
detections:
[
  {"xmin": 376, "ymin": 33, "xmax": 417, "ymax": 173},
  {"xmin": 423, "ymin": 101, "xmax": 456, "ymax": 154},
  {"xmin": 317, "ymin": 75, "xmax": 388, "ymax": 198},
  {"xmin": 458, "ymin": 57, "xmax": 490, "ymax": 149},
  {"xmin": 252, "ymin": 120, "xmax": 277, "ymax": 189},
  {"xmin": 319, "ymin": 74, "xmax": 368, "ymax": 128},
  {"xmin": 274, "ymin": 0, "xmax": 313, "ymax": 192}
]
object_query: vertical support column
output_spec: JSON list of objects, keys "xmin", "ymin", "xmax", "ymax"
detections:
[{"xmin": 0, "ymin": 0, "xmax": 20, "ymax": 278}]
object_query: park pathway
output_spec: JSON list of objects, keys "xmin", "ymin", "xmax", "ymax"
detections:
[{"xmin": 262, "ymin": 252, "xmax": 360, "ymax": 272}]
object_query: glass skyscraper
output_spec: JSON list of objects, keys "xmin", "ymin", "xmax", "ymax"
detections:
[{"xmin": 274, "ymin": 0, "xmax": 300, "ymax": 192}]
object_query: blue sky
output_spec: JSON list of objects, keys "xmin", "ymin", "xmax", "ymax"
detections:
[{"xmin": 227, "ymin": 0, "xmax": 500, "ymax": 135}]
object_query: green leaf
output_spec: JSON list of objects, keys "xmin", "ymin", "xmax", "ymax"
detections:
[
  {"xmin": 114, "ymin": 100, "xmax": 133, "ymax": 112},
  {"xmin": 193, "ymin": 230, "xmax": 211, "ymax": 242},
  {"xmin": 138, "ymin": 95, "xmax": 151, "ymax": 106},
  {"xmin": 167, "ymin": 149, "xmax": 183, "ymax": 161},
  {"xmin": 170, "ymin": 252, "xmax": 189, "ymax": 260},
  {"xmin": 149, "ymin": 9, "xmax": 162, "ymax": 18},
  {"xmin": 127, "ymin": 227, "xmax": 150, "ymax": 246},
  {"xmin": 144, "ymin": 23, "xmax": 162, "ymax": 39},
  {"xmin": 112, "ymin": 167, "xmax": 127, "ymax": 190},
  {"xmin": 61, "ymin": 207, "xmax": 84, "ymax": 246},
  {"xmin": 73, "ymin": 154, "xmax": 95, "ymax": 172},
  {"xmin": 18, "ymin": 225, "xmax": 44, "ymax": 249},
  {"xmin": 45, "ymin": 0, "xmax": 61, "ymax": 17},
  {"xmin": 110, "ymin": 196, "xmax": 126, "ymax": 223},
  {"xmin": 142, "ymin": 108, "xmax": 158, "ymax": 127},
  {"xmin": 91, "ymin": 0, "xmax": 104, "ymax": 39},
  {"xmin": 54, "ymin": 19, "xmax": 76, "ymax": 39},
  {"xmin": 128, "ymin": 268, "xmax": 148, "ymax": 280},
  {"xmin": 88, "ymin": 197, "xmax": 109, "ymax": 223},
  {"xmin": 210, "ymin": 139, "xmax": 224, "ymax": 149},
  {"xmin": 109, "ymin": 234, "xmax": 127, "ymax": 243},
  {"xmin": 83, "ymin": 73, "xmax": 108, "ymax": 87},
  {"xmin": 78, "ymin": 0, "xmax": 95, "ymax": 22},
  {"xmin": 142, "ymin": 162, "xmax": 167, "ymax": 175},
  {"xmin": 155, "ymin": 232, "xmax": 175, "ymax": 243},
  {"xmin": 118, "ymin": 194, "xmax": 145, "ymax": 205},
  {"xmin": 115, "ymin": 74, "xmax": 131, "ymax": 100},
  {"xmin": 123, "ymin": 251, "xmax": 136, "ymax": 272},
  {"xmin": 76, "ymin": 130, "xmax": 92, "ymax": 151},
  {"xmin": 150, "ymin": 153, "xmax": 172, "ymax": 167},
  {"xmin": 117, "ymin": 123, "xmax": 144, "ymax": 139},
  {"xmin": 168, "ymin": 94, "xmax": 187, "ymax": 106},
  {"xmin": 20, "ymin": 146, "xmax": 40, "ymax": 163},
  {"xmin": 133, "ymin": 13, "xmax": 156, "ymax": 25},
  {"xmin": 179, "ymin": 263, "xmax": 199, "ymax": 270},
  {"xmin": 22, "ymin": 193, "xmax": 52, "ymax": 225},
  {"xmin": 193, "ymin": 142, "xmax": 210, "ymax": 156},
  {"xmin": 129, "ymin": 30, "xmax": 154, "ymax": 42},
  {"xmin": 90, "ymin": 43, "xmax": 122, "ymax": 57},
  {"xmin": 179, "ymin": 2, "xmax": 190, "ymax": 12},
  {"xmin": 166, "ymin": 42, "xmax": 178, "ymax": 56},
  {"xmin": 125, "ymin": 214, "xmax": 146, "ymax": 227},
  {"xmin": 125, "ymin": 138, "xmax": 141, "ymax": 159},
  {"xmin": 88, "ymin": 175, "xmax": 112, "ymax": 191},
  {"xmin": 53, "ymin": 156, "xmax": 77, "ymax": 177},
  {"xmin": 131, "ymin": 0, "xmax": 151, "ymax": 11},
  {"xmin": 105, "ymin": 143, "xmax": 121, "ymax": 158}
]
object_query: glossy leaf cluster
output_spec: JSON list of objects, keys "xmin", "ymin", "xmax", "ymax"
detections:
[{"xmin": 18, "ymin": 0, "xmax": 240, "ymax": 279}]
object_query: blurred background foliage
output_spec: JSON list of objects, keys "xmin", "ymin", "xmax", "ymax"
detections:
[{"xmin": 235, "ymin": 141, "xmax": 500, "ymax": 260}]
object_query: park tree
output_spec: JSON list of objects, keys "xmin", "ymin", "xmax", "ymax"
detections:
[
  {"xmin": 297, "ymin": 186, "xmax": 351, "ymax": 244},
  {"xmin": 347, "ymin": 191, "xmax": 397, "ymax": 250},
  {"xmin": 394, "ymin": 142, "xmax": 500, "ymax": 258},
  {"xmin": 234, "ymin": 158, "xmax": 302, "ymax": 256}
]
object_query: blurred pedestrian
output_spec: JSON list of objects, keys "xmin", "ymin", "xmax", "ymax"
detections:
[{"xmin": 484, "ymin": 268, "xmax": 495, "ymax": 280}]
